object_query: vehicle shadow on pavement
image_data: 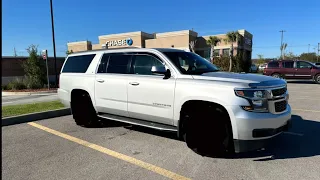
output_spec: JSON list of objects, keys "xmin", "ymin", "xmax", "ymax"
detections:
[
  {"xmin": 234, "ymin": 114, "xmax": 320, "ymax": 161},
  {"xmin": 286, "ymin": 80, "xmax": 316, "ymax": 84}
]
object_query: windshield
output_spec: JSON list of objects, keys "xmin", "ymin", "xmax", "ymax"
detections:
[{"xmin": 162, "ymin": 51, "xmax": 219, "ymax": 75}]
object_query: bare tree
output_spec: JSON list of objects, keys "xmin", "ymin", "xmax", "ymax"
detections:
[
  {"xmin": 189, "ymin": 40, "xmax": 197, "ymax": 53},
  {"xmin": 280, "ymin": 43, "xmax": 287, "ymax": 59}
]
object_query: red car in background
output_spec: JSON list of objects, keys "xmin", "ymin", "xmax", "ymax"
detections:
[{"xmin": 263, "ymin": 60, "xmax": 320, "ymax": 84}]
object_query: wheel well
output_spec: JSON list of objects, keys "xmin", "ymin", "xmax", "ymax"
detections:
[
  {"xmin": 71, "ymin": 89, "xmax": 89, "ymax": 103},
  {"xmin": 179, "ymin": 100, "xmax": 232, "ymax": 137}
]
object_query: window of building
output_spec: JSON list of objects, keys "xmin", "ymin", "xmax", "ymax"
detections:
[
  {"xmin": 214, "ymin": 49, "xmax": 220, "ymax": 56},
  {"xmin": 267, "ymin": 61, "xmax": 279, "ymax": 68},
  {"xmin": 222, "ymin": 49, "xmax": 229, "ymax": 56},
  {"xmin": 62, "ymin": 54, "xmax": 96, "ymax": 73},
  {"xmin": 106, "ymin": 54, "xmax": 131, "ymax": 74},
  {"xmin": 297, "ymin": 61, "xmax": 312, "ymax": 69},
  {"xmin": 131, "ymin": 55, "xmax": 164, "ymax": 75},
  {"xmin": 282, "ymin": 61, "xmax": 294, "ymax": 68}
]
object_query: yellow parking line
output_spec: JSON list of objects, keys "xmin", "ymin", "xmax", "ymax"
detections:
[
  {"xmin": 292, "ymin": 109, "xmax": 320, "ymax": 113},
  {"xmin": 27, "ymin": 122, "xmax": 190, "ymax": 180}
]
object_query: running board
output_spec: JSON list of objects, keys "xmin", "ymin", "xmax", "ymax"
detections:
[{"xmin": 97, "ymin": 113, "xmax": 177, "ymax": 132}]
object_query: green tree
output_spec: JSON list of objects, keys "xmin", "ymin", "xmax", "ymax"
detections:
[
  {"xmin": 299, "ymin": 52, "xmax": 318, "ymax": 62},
  {"xmin": 256, "ymin": 54, "xmax": 265, "ymax": 65},
  {"xmin": 284, "ymin": 52, "xmax": 298, "ymax": 59},
  {"xmin": 225, "ymin": 31, "xmax": 240, "ymax": 71},
  {"xmin": 206, "ymin": 36, "xmax": 221, "ymax": 63},
  {"xmin": 22, "ymin": 45, "xmax": 46, "ymax": 89},
  {"xmin": 66, "ymin": 50, "xmax": 73, "ymax": 55}
]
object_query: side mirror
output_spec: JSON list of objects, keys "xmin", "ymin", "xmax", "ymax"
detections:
[
  {"xmin": 151, "ymin": 66, "xmax": 166, "ymax": 74},
  {"xmin": 151, "ymin": 66, "xmax": 171, "ymax": 79}
]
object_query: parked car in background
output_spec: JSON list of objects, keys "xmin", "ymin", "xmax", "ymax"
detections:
[
  {"xmin": 249, "ymin": 64, "xmax": 258, "ymax": 73},
  {"xmin": 263, "ymin": 60, "xmax": 320, "ymax": 84},
  {"xmin": 258, "ymin": 63, "xmax": 267, "ymax": 71},
  {"xmin": 314, "ymin": 62, "xmax": 320, "ymax": 67}
]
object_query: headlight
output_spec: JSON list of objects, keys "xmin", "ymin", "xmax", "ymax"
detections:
[{"xmin": 235, "ymin": 89, "xmax": 269, "ymax": 112}]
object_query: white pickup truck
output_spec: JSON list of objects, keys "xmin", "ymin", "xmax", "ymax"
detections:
[{"xmin": 58, "ymin": 48, "xmax": 292, "ymax": 156}]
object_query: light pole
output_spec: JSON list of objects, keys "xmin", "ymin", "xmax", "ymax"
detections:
[
  {"xmin": 50, "ymin": 0, "xmax": 58, "ymax": 87},
  {"xmin": 279, "ymin": 30, "xmax": 286, "ymax": 59}
]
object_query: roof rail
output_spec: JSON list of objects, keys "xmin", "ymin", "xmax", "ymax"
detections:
[{"xmin": 70, "ymin": 47, "xmax": 141, "ymax": 54}]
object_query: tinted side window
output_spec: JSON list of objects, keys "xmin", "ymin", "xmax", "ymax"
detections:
[
  {"xmin": 297, "ymin": 61, "xmax": 312, "ymax": 68},
  {"xmin": 131, "ymin": 55, "xmax": 164, "ymax": 75},
  {"xmin": 106, "ymin": 55, "xmax": 131, "ymax": 74},
  {"xmin": 97, "ymin": 55, "xmax": 110, "ymax": 73},
  {"xmin": 267, "ymin": 62, "xmax": 279, "ymax": 68},
  {"xmin": 62, "ymin": 54, "xmax": 96, "ymax": 73},
  {"xmin": 282, "ymin": 61, "xmax": 294, "ymax": 68}
]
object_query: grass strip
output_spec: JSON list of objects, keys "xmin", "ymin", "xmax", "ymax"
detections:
[{"xmin": 2, "ymin": 101, "xmax": 65, "ymax": 118}]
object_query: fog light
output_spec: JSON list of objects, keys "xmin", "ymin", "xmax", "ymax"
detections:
[{"xmin": 242, "ymin": 106, "xmax": 253, "ymax": 111}]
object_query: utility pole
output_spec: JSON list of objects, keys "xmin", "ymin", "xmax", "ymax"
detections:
[
  {"xmin": 50, "ymin": 0, "xmax": 58, "ymax": 87},
  {"xmin": 279, "ymin": 30, "xmax": 286, "ymax": 59},
  {"xmin": 308, "ymin": 44, "xmax": 310, "ymax": 53},
  {"xmin": 316, "ymin": 43, "xmax": 319, "ymax": 62}
]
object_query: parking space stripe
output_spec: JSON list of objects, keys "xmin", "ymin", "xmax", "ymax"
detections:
[
  {"xmin": 27, "ymin": 122, "xmax": 191, "ymax": 180},
  {"xmin": 292, "ymin": 109, "xmax": 320, "ymax": 113}
]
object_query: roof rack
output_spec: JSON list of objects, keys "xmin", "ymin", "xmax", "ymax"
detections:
[{"xmin": 70, "ymin": 47, "xmax": 141, "ymax": 54}]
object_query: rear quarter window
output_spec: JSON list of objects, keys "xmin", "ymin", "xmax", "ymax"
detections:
[
  {"xmin": 267, "ymin": 62, "xmax": 280, "ymax": 68},
  {"xmin": 62, "ymin": 54, "xmax": 96, "ymax": 73}
]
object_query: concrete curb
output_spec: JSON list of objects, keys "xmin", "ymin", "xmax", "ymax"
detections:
[
  {"xmin": 2, "ymin": 108, "xmax": 71, "ymax": 126},
  {"xmin": 2, "ymin": 90, "xmax": 57, "ymax": 96}
]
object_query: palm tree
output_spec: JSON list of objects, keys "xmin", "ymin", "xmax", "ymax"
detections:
[
  {"xmin": 225, "ymin": 31, "xmax": 240, "ymax": 72},
  {"xmin": 206, "ymin": 36, "xmax": 221, "ymax": 63},
  {"xmin": 280, "ymin": 43, "xmax": 287, "ymax": 59}
]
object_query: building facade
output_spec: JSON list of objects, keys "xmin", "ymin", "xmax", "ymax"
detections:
[{"xmin": 67, "ymin": 29, "xmax": 253, "ymax": 60}]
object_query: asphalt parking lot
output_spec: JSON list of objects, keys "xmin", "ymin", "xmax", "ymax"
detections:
[{"xmin": 2, "ymin": 82, "xmax": 320, "ymax": 180}]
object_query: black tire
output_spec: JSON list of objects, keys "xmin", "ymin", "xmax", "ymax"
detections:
[
  {"xmin": 182, "ymin": 105, "xmax": 234, "ymax": 157},
  {"xmin": 271, "ymin": 73, "xmax": 281, "ymax": 78},
  {"xmin": 71, "ymin": 92, "xmax": 99, "ymax": 127},
  {"xmin": 315, "ymin": 74, "xmax": 320, "ymax": 84}
]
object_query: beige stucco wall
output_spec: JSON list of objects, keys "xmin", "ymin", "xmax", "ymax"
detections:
[
  {"xmin": 145, "ymin": 30, "xmax": 197, "ymax": 49},
  {"xmin": 67, "ymin": 41, "xmax": 92, "ymax": 52},
  {"xmin": 92, "ymin": 44, "xmax": 101, "ymax": 50},
  {"xmin": 98, "ymin": 31, "xmax": 153, "ymax": 48}
]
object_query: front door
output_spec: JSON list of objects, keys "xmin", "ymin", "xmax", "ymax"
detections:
[
  {"xmin": 95, "ymin": 53, "xmax": 132, "ymax": 117},
  {"xmin": 294, "ymin": 61, "xmax": 313, "ymax": 79},
  {"xmin": 127, "ymin": 53, "xmax": 175, "ymax": 125}
]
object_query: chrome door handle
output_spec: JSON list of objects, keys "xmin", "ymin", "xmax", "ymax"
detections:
[
  {"xmin": 96, "ymin": 79, "xmax": 105, "ymax": 83},
  {"xmin": 129, "ymin": 82, "xmax": 139, "ymax": 86}
]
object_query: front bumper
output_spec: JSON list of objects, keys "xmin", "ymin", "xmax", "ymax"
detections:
[{"xmin": 233, "ymin": 119, "xmax": 292, "ymax": 153}]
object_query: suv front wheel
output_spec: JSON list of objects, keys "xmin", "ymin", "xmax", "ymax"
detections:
[
  {"xmin": 182, "ymin": 104, "xmax": 234, "ymax": 157},
  {"xmin": 71, "ymin": 92, "xmax": 99, "ymax": 127}
]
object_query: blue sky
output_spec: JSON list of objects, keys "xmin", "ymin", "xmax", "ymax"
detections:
[{"xmin": 2, "ymin": 0, "xmax": 320, "ymax": 58}]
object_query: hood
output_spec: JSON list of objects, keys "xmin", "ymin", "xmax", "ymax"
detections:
[{"xmin": 192, "ymin": 72, "xmax": 286, "ymax": 88}]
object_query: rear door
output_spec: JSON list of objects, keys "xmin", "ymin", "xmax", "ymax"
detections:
[
  {"xmin": 94, "ymin": 53, "xmax": 131, "ymax": 117},
  {"xmin": 294, "ymin": 61, "xmax": 313, "ymax": 79},
  {"xmin": 281, "ymin": 61, "xmax": 295, "ymax": 79}
]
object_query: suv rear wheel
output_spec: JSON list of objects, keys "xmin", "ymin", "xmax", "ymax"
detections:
[
  {"xmin": 315, "ymin": 74, "xmax": 320, "ymax": 84},
  {"xmin": 71, "ymin": 91, "xmax": 99, "ymax": 127},
  {"xmin": 271, "ymin": 73, "xmax": 281, "ymax": 78},
  {"xmin": 182, "ymin": 104, "xmax": 234, "ymax": 157}
]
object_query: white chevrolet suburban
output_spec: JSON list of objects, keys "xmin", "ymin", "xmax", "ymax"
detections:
[{"xmin": 58, "ymin": 48, "xmax": 292, "ymax": 156}]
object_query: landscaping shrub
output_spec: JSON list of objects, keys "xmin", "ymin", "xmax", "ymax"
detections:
[{"xmin": 6, "ymin": 78, "xmax": 27, "ymax": 90}]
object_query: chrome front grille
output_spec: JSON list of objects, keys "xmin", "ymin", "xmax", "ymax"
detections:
[{"xmin": 267, "ymin": 86, "xmax": 288, "ymax": 114}]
